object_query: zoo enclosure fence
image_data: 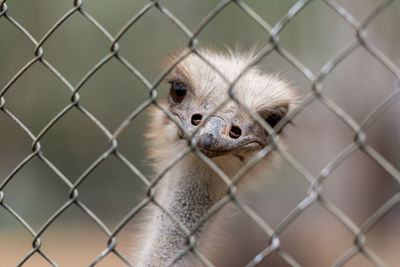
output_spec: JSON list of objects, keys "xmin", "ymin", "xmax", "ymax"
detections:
[{"xmin": 1, "ymin": 0, "xmax": 400, "ymax": 266}]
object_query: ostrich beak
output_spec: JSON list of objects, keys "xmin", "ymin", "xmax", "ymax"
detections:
[{"xmin": 195, "ymin": 116, "xmax": 264, "ymax": 158}]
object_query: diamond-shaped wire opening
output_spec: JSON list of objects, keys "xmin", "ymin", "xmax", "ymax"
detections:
[
  {"xmin": 35, "ymin": 204, "xmax": 119, "ymax": 266},
  {"xmin": 38, "ymin": 108, "xmax": 111, "ymax": 180},
  {"xmin": 277, "ymin": 202, "xmax": 355, "ymax": 266},
  {"xmin": 322, "ymin": 149, "xmax": 399, "ymax": 225},
  {"xmin": 77, "ymin": 155, "xmax": 147, "ymax": 228},
  {"xmin": 3, "ymin": 62, "xmax": 72, "ymax": 135},
  {"xmin": 1, "ymin": 157, "xmax": 71, "ymax": 229},
  {"xmin": 195, "ymin": 3, "xmax": 270, "ymax": 48},
  {"xmin": 117, "ymin": 7, "xmax": 190, "ymax": 81},
  {"xmin": 286, "ymin": 100, "xmax": 355, "ymax": 175},
  {"xmin": 77, "ymin": 58, "xmax": 151, "ymax": 131},
  {"xmin": 40, "ymin": 11, "xmax": 112, "ymax": 84},
  {"xmin": 276, "ymin": 0, "xmax": 355, "ymax": 73},
  {"xmin": 321, "ymin": 48, "xmax": 399, "ymax": 121}
]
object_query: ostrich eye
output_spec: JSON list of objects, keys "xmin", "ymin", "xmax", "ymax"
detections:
[
  {"xmin": 169, "ymin": 81, "xmax": 187, "ymax": 104},
  {"xmin": 262, "ymin": 104, "xmax": 289, "ymax": 129}
]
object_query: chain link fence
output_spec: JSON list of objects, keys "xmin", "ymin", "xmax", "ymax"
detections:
[{"xmin": 1, "ymin": 0, "xmax": 399, "ymax": 266}]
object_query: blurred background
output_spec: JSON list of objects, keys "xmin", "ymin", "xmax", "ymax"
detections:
[{"xmin": 1, "ymin": 0, "xmax": 399, "ymax": 266}]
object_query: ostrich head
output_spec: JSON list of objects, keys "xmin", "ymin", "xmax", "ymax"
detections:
[
  {"xmin": 147, "ymin": 49, "xmax": 297, "ymax": 175},
  {"xmin": 138, "ymin": 49, "xmax": 297, "ymax": 266}
]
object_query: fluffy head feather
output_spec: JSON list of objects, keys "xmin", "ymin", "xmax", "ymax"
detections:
[{"xmin": 169, "ymin": 49, "xmax": 297, "ymax": 112}]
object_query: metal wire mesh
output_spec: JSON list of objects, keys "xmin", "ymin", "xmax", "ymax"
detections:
[{"xmin": 1, "ymin": 0, "xmax": 399, "ymax": 266}]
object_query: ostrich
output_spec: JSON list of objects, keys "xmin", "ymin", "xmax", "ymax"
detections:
[{"xmin": 135, "ymin": 49, "xmax": 297, "ymax": 266}]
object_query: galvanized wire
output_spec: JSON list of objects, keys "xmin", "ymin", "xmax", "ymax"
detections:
[{"xmin": 0, "ymin": 0, "xmax": 399, "ymax": 266}]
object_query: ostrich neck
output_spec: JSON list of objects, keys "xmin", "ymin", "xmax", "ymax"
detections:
[{"xmin": 138, "ymin": 157, "xmax": 228, "ymax": 266}]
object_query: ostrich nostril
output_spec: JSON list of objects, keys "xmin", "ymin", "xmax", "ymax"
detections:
[
  {"xmin": 191, "ymin": 114, "xmax": 203, "ymax": 126},
  {"xmin": 229, "ymin": 125, "xmax": 242, "ymax": 139}
]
